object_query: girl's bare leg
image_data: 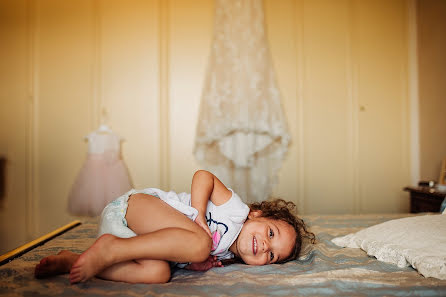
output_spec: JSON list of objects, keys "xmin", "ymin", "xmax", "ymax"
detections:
[
  {"xmin": 96, "ymin": 259, "xmax": 170, "ymax": 284},
  {"xmin": 35, "ymin": 250, "xmax": 170, "ymax": 284},
  {"xmin": 70, "ymin": 194, "xmax": 212, "ymax": 283}
]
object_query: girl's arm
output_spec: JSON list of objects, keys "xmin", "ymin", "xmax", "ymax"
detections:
[{"xmin": 191, "ymin": 170, "xmax": 232, "ymax": 237}]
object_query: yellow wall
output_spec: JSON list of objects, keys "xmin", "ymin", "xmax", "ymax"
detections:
[
  {"xmin": 2, "ymin": 0, "xmax": 438, "ymax": 253},
  {"xmin": 0, "ymin": 0, "xmax": 29, "ymax": 254},
  {"xmin": 417, "ymin": 0, "xmax": 446, "ymax": 182}
]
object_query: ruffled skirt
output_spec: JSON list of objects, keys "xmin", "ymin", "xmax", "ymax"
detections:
[{"xmin": 68, "ymin": 153, "xmax": 132, "ymax": 216}]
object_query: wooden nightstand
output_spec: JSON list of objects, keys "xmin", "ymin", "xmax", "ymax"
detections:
[{"xmin": 404, "ymin": 186, "xmax": 446, "ymax": 213}]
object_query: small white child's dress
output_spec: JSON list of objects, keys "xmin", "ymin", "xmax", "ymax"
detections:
[{"xmin": 68, "ymin": 128, "xmax": 133, "ymax": 216}]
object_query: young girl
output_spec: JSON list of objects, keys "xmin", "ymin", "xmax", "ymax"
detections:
[{"xmin": 35, "ymin": 170, "xmax": 314, "ymax": 284}]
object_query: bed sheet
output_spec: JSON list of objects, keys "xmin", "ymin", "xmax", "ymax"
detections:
[{"xmin": 1, "ymin": 214, "xmax": 446, "ymax": 296}]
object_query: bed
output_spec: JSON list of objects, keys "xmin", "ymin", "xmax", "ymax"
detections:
[{"xmin": 1, "ymin": 214, "xmax": 445, "ymax": 296}]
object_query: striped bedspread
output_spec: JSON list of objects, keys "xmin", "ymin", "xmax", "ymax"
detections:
[{"xmin": 1, "ymin": 214, "xmax": 445, "ymax": 296}]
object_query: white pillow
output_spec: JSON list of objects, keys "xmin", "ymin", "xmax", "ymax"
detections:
[{"xmin": 332, "ymin": 214, "xmax": 446, "ymax": 279}]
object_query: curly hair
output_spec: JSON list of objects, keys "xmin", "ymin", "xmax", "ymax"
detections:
[{"xmin": 249, "ymin": 199, "xmax": 315, "ymax": 263}]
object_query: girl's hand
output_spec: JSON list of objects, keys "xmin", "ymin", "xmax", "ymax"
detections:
[
  {"xmin": 185, "ymin": 256, "xmax": 223, "ymax": 271},
  {"xmin": 195, "ymin": 214, "xmax": 212, "ymax": 238}
]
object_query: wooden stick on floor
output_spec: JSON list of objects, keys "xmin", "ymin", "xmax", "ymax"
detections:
[{"xmin": 0, "ymin": 220, "xmax": 81, "ymax": 266}]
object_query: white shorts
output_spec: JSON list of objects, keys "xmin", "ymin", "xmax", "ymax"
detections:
[{"xmin": 97, "ymin": 189, "xmax": 138, "ymax": 238}]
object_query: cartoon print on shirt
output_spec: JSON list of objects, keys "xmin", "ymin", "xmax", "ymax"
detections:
[
  {"xmin": 206, "ymin": 211, "xmax": 228, "ymax": 252},
  {"xmin": 211, "ymin": 231, "xmax": 221, "ymax": 251}
]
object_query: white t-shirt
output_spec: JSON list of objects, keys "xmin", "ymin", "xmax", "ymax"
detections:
[{"xmin": 143, "ymin": 187, "xmax": 250, "ymax": 260}]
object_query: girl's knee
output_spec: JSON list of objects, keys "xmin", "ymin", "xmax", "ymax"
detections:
[
  {"xmin": 152, "ymin": 262, "xmax": 171, "ymax": 284},
  {"xmin": 194, "ymin": 232, "xmax": 212, "ymax": 262},
  {"xmin": 140, "ymin": 260, "xmax": 171, "ymax": 284}
]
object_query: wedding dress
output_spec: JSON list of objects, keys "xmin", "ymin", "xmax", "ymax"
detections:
[{"xmin": 194, "ymin": 0, "xmax": 290, "ymax": 202}]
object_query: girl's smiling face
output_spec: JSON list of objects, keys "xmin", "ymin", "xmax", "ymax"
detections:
[{"xmin": 229, "ymin": 212, "xmax": 296, "ymax": 265}]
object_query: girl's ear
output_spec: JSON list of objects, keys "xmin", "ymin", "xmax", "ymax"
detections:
[{"xmin": 248, "ymin": 210, "xmax": 262, "ymax": 219}]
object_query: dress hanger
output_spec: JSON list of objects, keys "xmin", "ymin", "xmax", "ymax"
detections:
[{"xmin": 97, "ymin": 124, "xmax": 113, "ymax": 134}]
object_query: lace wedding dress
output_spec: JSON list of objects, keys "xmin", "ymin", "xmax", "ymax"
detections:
[{"xmin": 194, "ymin": 0, "xmax": 290, "ymax": 202}]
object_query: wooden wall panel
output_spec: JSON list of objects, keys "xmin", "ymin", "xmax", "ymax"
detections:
[
  {"xmin": 264, "ymin": 0, "xmax": 302, "ymax": 209},
  {"xmin": 0, "ymin": 0, "xmax": 29, "ymax": 253},
  {"xmin": 355, "ymin": 0, "xmax": 410, "ymax": 212},
  {"xmin": 265, "ymin": 0, "xmax": 411, "ymax": 214},
  {"xmin": 37, "ymin": 0, "xmax": 94, "ymax": 234},
  {"xmin": 418, "ymin": 0, "xmax": 446, "ymax": 182},
  {"xmin": 100, "ymin": 0, "xmax": 160, "ymax": 189},
  {"xmin": 302, "ymin": 0, "xmax": 355, "ymax": 214},
  {"xmin": 169, "ymin": 0, "xmax": 213, "ymax": 193}
]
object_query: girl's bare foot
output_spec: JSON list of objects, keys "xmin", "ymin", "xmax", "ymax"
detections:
[
  {"xmin": 34, "ymin": 250, "xmax": 79, "ymax": 278},
  {"xmin": 69, "ymin": 234, "xmax": 116, "ymax": 284}
]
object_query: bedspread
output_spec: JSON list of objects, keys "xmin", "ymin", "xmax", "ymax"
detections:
[{"xmin": 1, "ymin": 214, "xmax": 446, "ymax": 296}]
